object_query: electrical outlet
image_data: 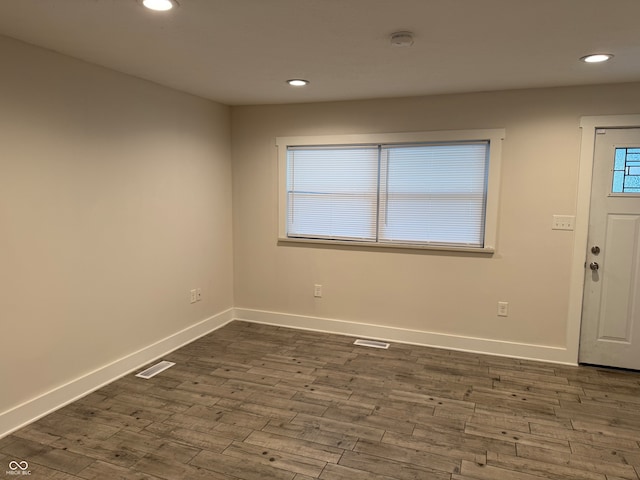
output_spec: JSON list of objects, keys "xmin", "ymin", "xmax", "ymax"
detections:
[
  {"xmin": 190, "ymin": 289, "xmax": 197, "ymax": 304},
  {"xmin": 552, "ymin": 215, "xmax": 575, "ymax": 231},
  {"xmin": 196, "ymin": 288, "xmax": 202, "ymax": 301},
  {"xmin": 314, "ymin": 284, "xmax": 322, "ymax": 298},
  {"xmin": 497, "ymin": 301, "xmax": 509, "ymax": 317}
]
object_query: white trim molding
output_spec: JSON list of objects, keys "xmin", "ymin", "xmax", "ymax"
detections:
[
  {"xmin": 2, "ymin": 303, "xmax": 579, "ymax": 439},
  {"xmin": 276, "ymin": 129, "xmax": 505, "ymax": 253},
  {"xmin": 235, "ymin": 308, "xmax": 574, "ymax": 365},
  {"xmin": 0, "ymin": 308, "xmax": 234, "ymax": 439},
  {"xmin": 567, "ymin": 115, "xmax": 640, "ymax": 365}
]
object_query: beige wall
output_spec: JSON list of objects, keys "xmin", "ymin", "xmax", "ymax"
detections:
[
  {"xmin": 231, "ymin": 83, "xmax": 640, "ymax": 351},
  {"xmin": 3, "ymin": 29, "xmax": 640, "ymax": 427},
  {"xmin": 0, "ymin": 36, "xmax": 233, "ymax": 414}
]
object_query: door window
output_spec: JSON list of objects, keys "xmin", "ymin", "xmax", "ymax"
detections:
[{"xmin": 612, "ymin": 147, "xmax": 640, "ymax": 193}]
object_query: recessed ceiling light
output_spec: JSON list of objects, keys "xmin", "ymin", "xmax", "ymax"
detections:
[
  {"xmin": 580, "ymin": 53, "xmax": 614, "ymax": 63},
  {"xmin": 287, "ymin": 79, "xmax": 310, "ymax": 87},
  {"xmin": 390, "ymin": 31, "xmax": 414, "ymax": 47},
  {"xmin": 141, "ymin": 0, "xmax": 177, "ymax": 11}
]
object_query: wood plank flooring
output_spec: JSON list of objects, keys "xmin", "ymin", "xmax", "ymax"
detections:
[{"xmin": 2, "ymin": 320, "xmax": 640, "ymax": 479}]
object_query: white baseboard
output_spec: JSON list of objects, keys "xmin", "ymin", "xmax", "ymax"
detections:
[
  {"xmin": 234, "ymin": 308, "xmax": 576, "ymax": 365},
  {"xmin": 1, "ymin": 306, "xmax": 576, "ymax": 439},
  {"xmin": 0, "ymin": 308, "xmax": 234, "ymax": 439}
]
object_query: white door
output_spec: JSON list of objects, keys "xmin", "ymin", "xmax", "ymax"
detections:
[{"xmin": 579, "ymin": 128, "xmax": 640, "ymax": 369}]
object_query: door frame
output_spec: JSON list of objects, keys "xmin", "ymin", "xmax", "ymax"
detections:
[{"xmin": 568, "ymin": 115, "xmax": 640, "ymax": 364}]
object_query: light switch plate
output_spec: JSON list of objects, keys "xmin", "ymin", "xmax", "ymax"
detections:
[{"xmin": 552, "ymin": 215, "xmax": 575, "ymax": 231}]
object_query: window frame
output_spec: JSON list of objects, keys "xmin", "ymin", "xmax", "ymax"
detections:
[{"xmin": 276, "ymin": 129, "xmax": 505, "ymax": 253}]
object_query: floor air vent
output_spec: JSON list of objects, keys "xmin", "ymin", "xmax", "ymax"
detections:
[
  {"xmin": 354, "ymin": 339, "xmax": 390, "ymax": 349},
  {"xmin": 135, "ymin": 361, "xmax": 176, "ymax": 379}
]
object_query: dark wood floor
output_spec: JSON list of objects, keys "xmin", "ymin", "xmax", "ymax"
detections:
[{"xmin": 2, "ymin": 321, "xmax": 640, "ymax": 479}]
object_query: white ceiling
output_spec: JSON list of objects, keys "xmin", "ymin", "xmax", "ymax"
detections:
[{"xmin": 1, "ymin": 0, "xmax": 639, "ymax": 105}]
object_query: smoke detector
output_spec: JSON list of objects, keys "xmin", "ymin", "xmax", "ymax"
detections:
[{"xmin": 390, "ymin": 31, "xmax": 414, "ymax": 47}]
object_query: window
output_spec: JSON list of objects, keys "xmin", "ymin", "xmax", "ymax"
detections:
[
  {"xmin": 612, "ymin": 147, "xmax": 640, "ymax": 193},
  {"xmin": 277, "ymin": 129, "xmax": 504, "ymax": 252}
]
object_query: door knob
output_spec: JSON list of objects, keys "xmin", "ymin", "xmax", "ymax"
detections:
[
  {"xmin": 590, "ymin": 262, "xmax": 599, "ymax": 271},
  {"xmin": 591, "ymin": 245, "xmax": 601, "ymax": 255}
]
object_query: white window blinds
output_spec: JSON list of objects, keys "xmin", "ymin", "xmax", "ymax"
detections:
[
  {"xmin": 286, "ymin": 141, "xmax": 490, "ymax": 247},
  {"xmin": 378, "ymin": 143, "xmax": 488, "ymax": 246},
  {"xmin": 287, "ymin": 145, "xmax": 379, "ymax": 241}
]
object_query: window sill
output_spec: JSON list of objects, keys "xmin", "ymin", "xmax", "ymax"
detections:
[{"xmin": 277, "ymin": 237, "xmax": 495, "ymax": 254}]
